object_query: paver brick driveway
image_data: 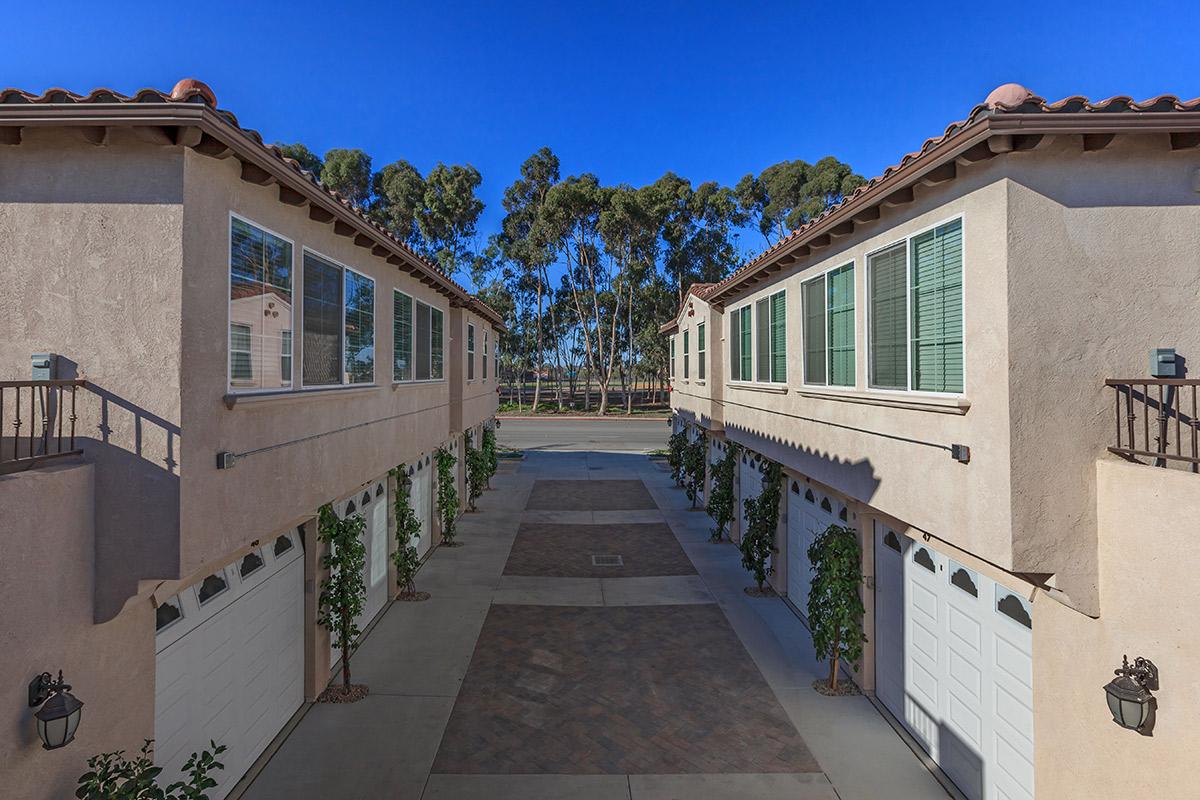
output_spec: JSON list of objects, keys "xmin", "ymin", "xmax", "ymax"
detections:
[
  {"xmin": 503, "ymin": 522, "xmax": 696, "ymax": 578},
  {"xmin": 524, "ymin": 478, "xmax": 657, "ymax": 510}
]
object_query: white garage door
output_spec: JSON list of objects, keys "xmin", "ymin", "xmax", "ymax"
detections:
[
  {"xmin": 738, "ymin": 454, "xmax": 762, "ymax": 543},
  {"xmin": 412, "ymin": 456, "xmax": 433, "ymax": 558},
  {"xmin": 786, "ymin": 483, "xmax": 842, "ymax": 615},
  {"xmin": 154, "ymin": 529, "xmax": 304, "ymax": 800},
  {"xmin": 874, "ymin": 523, "xmax": 1035, "ymax": 800},
  {"xmin": 330, "ymin": 477, "xmax": 390, "ymax": 664}
]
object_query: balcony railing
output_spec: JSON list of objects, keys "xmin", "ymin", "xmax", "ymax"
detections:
[
  {"xmin": 0, "ymin": 380, "xmax": 85, "ymax": 474},
  {"xmin": 1107, "ymin": 378, "xmax": 1199, "ymax": 472}
]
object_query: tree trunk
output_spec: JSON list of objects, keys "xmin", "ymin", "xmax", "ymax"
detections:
[
  {"xmin": 829, "ymin": 639, "xmax": 840, "ymax": 691},
  {"xmin": 532, "ymin": 280, "xmax": 543, "ymax": 411},
  {"xmin": 342, "ymin": 623, "xmax": 352, "ymax": 690}
]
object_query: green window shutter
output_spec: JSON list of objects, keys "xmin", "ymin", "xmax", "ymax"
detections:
[
  {"xmin": 740, "ymin": 307, "xmax": 752, "ymax": 380},
  {"xmin": 670, "ymin": 335, "xmax": 676, "ymax": 378},
  {"xmin": 698, "ymin": 322, "xmax": 706, "ymax": 380},
  {"xmin": 726, "ymin": 316, "xmax": 736, "ymax": 380},
  {"xmin": 869, "ymin": 243, "xmax": 908, "ymax": 389},
  {"xmin": 683, "ymin": 330, "xmax": 689, "ymax": 379},
  {"xmin": 910, "ymin": 219, "xmax": 963, "ymax": 393},
  {"xmin": 803, "ymin": 277, "xmax": 826, "ymax": 384},
  {"xmin": 770, "ymin": 291, "xmax": 786, "ymax": 383},
  {"xmin": 827, "ymin": 264, "xmax": 856, "ymax": 387},
  {"xmin": 755, "ymin": 298, "xmax": 770, "ymax": 381}
]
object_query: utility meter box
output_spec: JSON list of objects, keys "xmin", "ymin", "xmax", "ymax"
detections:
[
  {"xmin": 31, "ymin": 353, "xmax": 57, "ymax": 381},
  {"xmin": 1150, "ymin": 348, "xmax": 1177, "ymax": 378}
]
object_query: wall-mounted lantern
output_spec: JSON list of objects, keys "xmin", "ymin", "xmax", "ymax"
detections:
[
  {"xmin": 1103, "ymin": 655, "xmax": 1158, "ymax": 734},
  {"xmin": 28, "ymin": 670, "xmax": 84, "ymax": 749}
]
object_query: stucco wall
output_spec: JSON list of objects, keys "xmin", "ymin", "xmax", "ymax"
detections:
[
  {"xmin": 0, "ymin": 462, "xmax": 154, "ymax": 800},
  {"xmin": 1034, "ymin": 460, "xmax": 1200, "ymax": 797},
  {"xmin": 716, "ymin": 161, "xmax": 1015, "ymax": 570},
  {"xmin": 178, "ymin": 149, "xmax": 453, "ymax": 578},
  {"xmin": 669, "ymin": 296, "xmax": 722, "ymax": 431},
  {"xmin": 1004, "ymin": 136, "xmax": 1200, "ymax": 611},
  {"xmin": 0, "ymin": 129, "xmax": 185, "ymax": 620}
]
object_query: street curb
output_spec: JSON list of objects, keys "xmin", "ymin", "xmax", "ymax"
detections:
[{"xmin": 498, "ymin": 415, "xmax": 670, "ymax": 422}]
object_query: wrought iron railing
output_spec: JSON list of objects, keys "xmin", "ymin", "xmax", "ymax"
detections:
[
  {"xmin": 0, "ymin": 380, "xmax": 85, "ymax": 473},
  {"xmin": 1107, "ymin": 378, "xmax": 1199, "ymax": 472}
]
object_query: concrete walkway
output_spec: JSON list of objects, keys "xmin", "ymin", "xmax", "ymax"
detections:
[{"xmin": 242, "ymin": 451, "xmax": 947, "ymax": 800}]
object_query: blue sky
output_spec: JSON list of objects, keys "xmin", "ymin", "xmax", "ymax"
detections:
[{"xmin": 5, "ymin": 0, "xmax": 1199, "ymax": 276}]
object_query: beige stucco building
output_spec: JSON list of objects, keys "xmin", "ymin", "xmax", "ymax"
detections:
[
  {"xmin": 0, "ymin": 79, "xmax": 502, "ymax": 799},
  {"xmin": 664, "ymin": 84, "xmax": 1200, "ymax": 799}
]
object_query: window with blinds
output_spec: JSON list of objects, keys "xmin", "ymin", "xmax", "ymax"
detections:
[
  {"xmin": 483, "ymin": 331, "xmax": 489, "ymax": 380},
  {"xmin": 827, "ymin": 264, "xmax": 855, "ymax": 387},
  {"xmin": 430, "ymin": 306, "xmax": 444, "ymax": 379},
  {"xmin": 803, "ymin": 277, "xmax": 826, "ymax": 385},
  {"xmin": 867, "ymin": 218, "xmax": 963, "ymax": 393},
  {"xmin": 467, "ymin": 323, "xmax": 476, "ymax": 380},
  {"xmin": 755, "ymin": 298, "xmax": 770, "ymax": 381},
  {"xmin": 302, "ymin": 252, "xmax": 344, "ymax": 386},
  {"xmin": 230, "ymin": 216, "xmax": 293, "ymax": 391},
  {"xmin": 393, "ymin": 290, "xmax": 413, "ymax": 382},
  {"xmin": 753, "ymin": 291, "xmax": 786, "ymax": 383},
  {"xmin": 670, "ymin": 335, "xmax": 676, "ymax": 378},
  {"xmin": 411, "ymin": 300, "xmax": 444, "ymax": 381},
  {"xmin": 740, "ymin": 306, "xmax": 752, "ymax": 380},
  {"xmin": 683, "ymin": 330, "xmax": 690, "ymax": 379},
  {"xmin": 910, "ymin": 219, "xmax": 963, "ymax": 393},
  {"xmin": 697, "ymin": 322, "xmax": 706, "ymax": 380},
  {"xmin": 344, "ymin": 269, "xmax": 375, "ymax": 384}
]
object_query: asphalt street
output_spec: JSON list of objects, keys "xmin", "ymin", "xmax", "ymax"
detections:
[{"xmin": 496, "ymin": 417, "xmax": 670, "ymax": 452}]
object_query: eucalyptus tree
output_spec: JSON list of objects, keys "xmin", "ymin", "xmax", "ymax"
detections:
[
  {"xmin": 649, "ymin": 173, "xmax": 744, "ymax": 303},
  {"xmin": 321, "ymin": 148, "xmax": 373, "ymax": 208},
  {"xmin": 371, "ymin": 159, "xmax": 425, "ymax": 248},
  {"xmin": 735, "ymin": 157, "xmax": 866, "ymax": 246},
  {"xmin": 275, "ymin": 142, "xmax": 323, "ymax": 176},
  {"xmin": 418, "ymin": 162, "xmax": 484, "ymax": 275}
]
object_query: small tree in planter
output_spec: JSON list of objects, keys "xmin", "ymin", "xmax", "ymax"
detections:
[
  {"xmin": 76, "ymin": 739, "xmax": 227, "ymax": 800},
  {"xmin": 706, "ymin": 441, "xmax": 739, "ymax": 542},
  {"xmin": 464, "ymin": 430, "xmax": 487, "ymax": 511},
  {"xmin": 317, "ymin": 502, "xmax": 369, "ymax": 702},
  {"xmin": 435, "ymin": 446, "xmax": 461, "ymax": 545},
  {"xmin": 807, "ymin": 523, "xmax": 867, "ymax": 695},
  {"xmin": 740, "ymin": 460, "xmax": 782, "ymax": 595},
  {"xmin": 682, "ymin": 434, "xmax": 706, "ymax": 508},
  {"xmin": 482, "ymin": 423, "xmax": 498, "ymax": 486},
  {"xmin": 667, "ymin": 428, "xmax": 688, "ymax": 485},
  {"xmin": 388, "ymin": 465, "xmax": 429, "ymax": 601}
]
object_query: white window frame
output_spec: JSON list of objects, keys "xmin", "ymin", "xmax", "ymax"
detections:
[
  {"xmin": 697, "ymin": 321, "xmax": 706, "ymax": 381},
  {"xmin": 467, "ymin": 322, "xmax": 476, "ymax": 381},
  {"xmin": 409, "ymin": 297, "xmax": 447, "ymax": 383},
  {"xmin": 392, "ymin": 289, "xmax": 414, "ymax": 384},
  {"xmin": 683, "ymin": 329, "xmax": 690, "ymax": 380},
  {"xmin": 728, "ymin": 304, "xmax": 754, "ymax": 385},
  {"xmin": 864, "ymin": 213, "xmax": 967, "ymax": 398},
  {"xmin": 730, "ymin": 289, "xmax": 786, "ymax": 386},
  {"xmin": 483, "ymin": 330, "xmax": 489, "ymax": 381},
  {"xmin": 801, "ymin": 261, "xmax": 856, "ymax": 391},
  {"xmin": 227, "ymin": 212, "xmax": 296, "ymax": 394},
  {"xmin": 300, "ymin": 247, "xmax": 377, "ymax": 389}
]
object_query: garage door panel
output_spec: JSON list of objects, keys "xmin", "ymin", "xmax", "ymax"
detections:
[
  {"xmin": 947, "ymin": 604, "xmax": 982, "ymax": 650},
  {"xmin": 994, "ymin": 683, "xmax": 1033, "ymax": 740},
  {"xmin": 993, "ymin": 633, "xmax": 1032, "ymax": 688},
  {"xmin": 994, "ymin": 736, "xmax": 1035, "ymax": 798}
]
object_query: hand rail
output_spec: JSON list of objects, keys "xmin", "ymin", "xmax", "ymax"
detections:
[
  {"xmin": 1107, "ymin": 378, "xmax": 1199, "ymax": 472},
  {"xmin": 0, "ymin": 380, "xmax": 86, "ymax": 473}
]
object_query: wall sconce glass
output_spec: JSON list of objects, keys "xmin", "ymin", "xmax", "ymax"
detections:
[
  {"xmin": 28, "ymin": 670, "xmax": 84, "ymax": 750},
  {"xmin": 1102, "ymin": 655, "xmax": 1158, "ymax": 734}
]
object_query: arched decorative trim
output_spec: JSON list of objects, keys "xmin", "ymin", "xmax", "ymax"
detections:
[
  {"xmin": 361, "ymin": 490, "xmax": 372, "ymax": 506},
  {"xmin": 376, "ymin": 483, "xmax": 384, "ymax": 497},
  {"xmin": 791, "ymin": 481, "xmax": 800, "ymax": 494},
  {"xmin": 950, "ymin": 563, "xmax": 978, "ymax": 597},
  {"xmin": 838, "ymin": 505, "xmax": 848, "ymax": 521},
  {"xmin": 883, "ymin": 530, "xmax": 901, "ymax": 552},
  {"xmin": 913, "ymin": 546, "xmax": 936, "ymax": 573},
  {"xmin": 997, "ymin": 590, "xmax": 1033, "ymax": 629},
  {"xmin": 346, "ymin": 499, "xmax": 357, "ymax": 514},
  {"xmin": 804, "ymin": 488, "xmax": 816, "ymax": 503},
  {"xmin": 820, "ymin": 497, "xmax": 833, "ymax": 513}
]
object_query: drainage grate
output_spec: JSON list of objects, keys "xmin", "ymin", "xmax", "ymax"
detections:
[{"xmin": 591, "ymin": 554, "xmax": 624, "ymax": 567}]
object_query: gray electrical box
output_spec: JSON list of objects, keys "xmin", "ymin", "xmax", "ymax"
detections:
[
  {"xmin": 31, "ymin": 353, "xmax": 57, "ymax": 381},
  {"xmin": 1150, "ymin": 348, "xmax": 1177, "ymax": 378}
]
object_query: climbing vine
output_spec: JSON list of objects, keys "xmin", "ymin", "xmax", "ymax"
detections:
[
  {"xmin": 435, "ymin": 446, "xmax": 460, "ymax": 545},
  {"xmin": 740, "ymin": 459, "xmax": 782, "ymax": 594},
  {"xmin": 465, "ymin": 429, "xmax": 487, "ymax": 511},
  {"xmin": 682, "ymin": 432, "xmax": 706, "ymax": 508},
  {"xmin": 388, "ymin": 465, "xmax": 426, "ymax": 600},
  {"xmin": 482, "ymin": 422, "xmax": 498, "ymax": 486},
  {"xmin": 667, "ymin": 426, "xmax": 688, "ymax": 485},
  {"xmin": 76, "ymin": 739, "xmax": 227, "ymax": 800},
  {"xmin": 807, "ymin": 523, "xmax": 867, "ymax": 693},
  {"xmin": 706, "ymin": 441, "xmax": 739, "ymax": 542},
  {"xmin": 317, "ymin": 502, "xmax": 368, "ymax": 697}
]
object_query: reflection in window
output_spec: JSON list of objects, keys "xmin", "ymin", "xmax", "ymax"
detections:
[
  {"xmin": 344, "ymin": 269, "xmax": 375, "ymax": 384},
  {"xmin": 302, "ymin": 252, "xmax": 343, "ymax": 386},
  {"xmin": 155, "ymin": 598, "xmax": 183, "ymax": 631},
  {"xmin": 230, "ymin": 218, "xmax": 293, "ymax": 392},
  {"xmin": 274, "ymin": 534, "xmax": 294, "ymax": 557},
  {"xmin": 240, "ymin": 551, "xmax": 265, "ymax": 578},
  {"xmin": 197, "ymin": 573, "xmax": 228, "ymax": 605},
  {"xmin": 393, "ymin": 290, "xmax": 413, "ymax": 382}
]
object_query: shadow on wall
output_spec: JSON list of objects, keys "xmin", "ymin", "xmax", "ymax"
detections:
[
  {"xmin": 722, "ymin": 421, "xmax": 883, "ymax": 508},
  {"xmin": 61, "ymin": 358, "xmax": 182, "ymax": 623}
]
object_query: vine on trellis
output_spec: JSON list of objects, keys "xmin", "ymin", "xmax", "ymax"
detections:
[
  {"xmin": 317, "ymin": 502, "xmax": 369, "ymax": 699},
  {"xmin": 807, "ymin": 523, "xmax": 867, "ymax": 694},
  {"xmin": 435, "ymin": 446, "xmax": 460, "ymax": 545},
  {"xmin": 682, "ymin": 432, "xmax": 706, "ymax": 508},
  {"xmin": 740, "ymin": 459, "xmax": 782, "ymax": 594},
  {"xmin": 706, "ymin": 441, "xmax": 739, "ymax": 542},
  {"xmin": 388, "ymin": 465, "xmax": 428, "ymax": 600},
  {"xmin": 465, "ymin": 430, "xmax": 488, "ymax": 511}
]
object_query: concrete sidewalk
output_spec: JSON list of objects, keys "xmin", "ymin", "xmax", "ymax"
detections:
[{"xmin": 241, "ymin": 451, "xmax": 946, "ymax": 800}]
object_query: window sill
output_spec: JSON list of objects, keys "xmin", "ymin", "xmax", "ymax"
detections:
[
  {"xmin": 794, "ymin": 386, "xmax": 971, "ymax": 415},
  {"xmin": 224, "ymin": 384, "xmax": 380, "ymax": 409},
  {"xmin": 393, "ymin": 379, "xmax": 446, "ymax": 388},
  {"xmin": 726, "ymin": 382, "xmax": 788, "ymax": 395},
  {"xmin": 695, "ymin": 380, "xmax": 706, "ymax": 386}
]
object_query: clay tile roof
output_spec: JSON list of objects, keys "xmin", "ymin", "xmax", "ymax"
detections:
[
  {"xmin": 0, "ymin": 78, "xmax": 505, "ymax": 327},
  {"xmin": 703, "ymin": 82, "xmax": 1200, "ymax": 307}
]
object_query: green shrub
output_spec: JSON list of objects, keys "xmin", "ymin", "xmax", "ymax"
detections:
[
  {"xmin": 682, "ymin": 433, "xmax": 706, "ymax": 508},
  {"xmin": 318, "ymin": 503, "xmax": 367, "ymax": 691},
  {"xmin": 807, "ymin": 524, "xmax": 867, "ymax": 691},
  {"xmin": 435, "ymin": 446, "xmax": 460, "ymax": 543},
  {"xmin": 388, "ymin": 465, "xmax": 423, "ymax": 597},
  {"xmin": 739, "ymin": 460, "xmax": 782, "ymax": 592},
  {"xmin": 705, "ymin": 441, "xmax": 739, "ymax": 541},
  {"xmin": 76, "ymin": 739, "xmax": 227, "ymax": 800}
]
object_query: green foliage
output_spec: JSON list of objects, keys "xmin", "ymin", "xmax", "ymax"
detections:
[
  {"xmin": 464, "ymin": 430, "xmax": 487, "ymax": 511},
  {"xmin": 317, "ymin": 503, "xmax": 367, "ymax": 690},
  {"xmin": 388, "ymin": 466, "xmax": 423, "ymax": 596},
  {"xmin": 482, "ymin": 424, "xmax": 499, "ymax": 484},
  {"xmin": 76, "ymin": 740, "xmax": 226, "ymax": 800},
  {"xmin": 807, "ymin": 524, "xmax": 867, "ymax": 691},
  {"xmin": 682, "ymin": 432, "xmax": 705, "ymax": 508},
  {"xmin": 667, "ymin": 427, "xmax": 688, "ymax": 485},
  {"xmin": 320, "ymin": 148, "xmax": 373, "ymax": 208},
  {"xmin": 371, "ymin": 159, "xmax": 425, "ymax": 246},
  {"xmin": 435, "ymin": 446, "xmax": 460, "ymax": 543},
  {"xmin": 419, "ymin": 162, "xmax": 485, "ymax": 275},
  {"xmin": 735, "ymin": 157, "xmax": 866, "ymax": 246},
  {"xmin": 275, "ymin": 142, "xmax": 322, "ymax": 176},
  {"xmin": 705, "ymin": 441, "xmax": 739, "ymax": 541},
  {"xmin": 740, "ymin": 460, "xmax": 783, "ymax": 592}
]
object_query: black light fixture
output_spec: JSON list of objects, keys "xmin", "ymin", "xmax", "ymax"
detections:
[
  {"xmin": 1103, "ymin": 655, "xmax": 1158, "ymax": 734},
  {"xmin": 28, "ymin": 670, "xmax": 84, "ymax": 749}
]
